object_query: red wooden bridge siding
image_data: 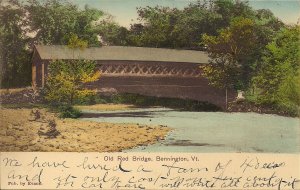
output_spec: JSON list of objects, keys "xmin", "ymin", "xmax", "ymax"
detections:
[{"xmin": 32, "ymin": 45, "xmax": 237, "ymax": 109}]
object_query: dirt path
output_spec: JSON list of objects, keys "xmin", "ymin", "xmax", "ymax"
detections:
[{"xmin": 0, "ymin": 108, "xmax": 170, "ymax": 152}]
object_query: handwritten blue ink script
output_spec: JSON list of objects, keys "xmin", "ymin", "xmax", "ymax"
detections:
[{"xmin": 1, "ymin": 152, "xmax": 299, "ymax": 190}]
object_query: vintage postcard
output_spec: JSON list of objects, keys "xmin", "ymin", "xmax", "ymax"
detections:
[{"xmin": 0, "ymin": 0, "xmax": 299, "ymax": 189}]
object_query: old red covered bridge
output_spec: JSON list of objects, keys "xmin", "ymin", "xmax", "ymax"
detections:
[{"xmin": 32, "ymin": 45, "xmax": 236, "ymax": 109}]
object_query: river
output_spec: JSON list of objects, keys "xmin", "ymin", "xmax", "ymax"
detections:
[{"xmin": 80, "ymin": 108, "xmax": 300, "ymax": 153}]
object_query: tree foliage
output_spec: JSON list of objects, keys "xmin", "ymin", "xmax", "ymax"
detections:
[
  {"xmin": 201, "ymin": 17, "xmax": 258, "ymax": 90},
  {"xmin": 67, "ymin": 33, "xmax": 88, "ymax": 49},
  {"xmin": 44, "ymin": 34, "xmax": 100, "ymax": 105},
  {"xmin": 0, "ymin": 0, "xmax": 31, "ymax": 88},
  {"xmin": 25, "ymin": 0, "xmax": 104, "ymax": 46},
  {"xmin": 100, "ymin": 0, "xmax": 283, "ymax": 51},
  {"xmin": 45, "ymin": 59, "xmax": 101, "ymax": 105},
  {"xmin": 253, "ymin": 26, "xmax": 300, "ymax": 112},
  {"xmin": 199, "ymin": 0, "xmax": 283, "ymax": 92},
  {"xmin": 97, "ymin": 16, "xmax": 129, "ymax": 46},
  {"xmin": 0, "ymin": 0, "xmax": 105, "ymax": 88},
  {"xmin": 122, "ymin": 3, "xmax": 222, "ymax": 49}
]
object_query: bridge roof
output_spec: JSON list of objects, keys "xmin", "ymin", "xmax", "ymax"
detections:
[{"xmin": 35, "ymin": 45, "xmax": 209, "ymax": 64}]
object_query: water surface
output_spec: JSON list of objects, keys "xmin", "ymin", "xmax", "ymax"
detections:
[{"xmin": 80, "ymin": 108, "xmax": 300, "ymax": 153}]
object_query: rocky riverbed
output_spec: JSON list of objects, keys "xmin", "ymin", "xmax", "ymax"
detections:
[{"xmin": 0, "ymin": 108, "xmax": 170, "ymax": 152}]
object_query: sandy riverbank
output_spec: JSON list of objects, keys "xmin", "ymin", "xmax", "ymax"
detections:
[{"xmin": 0, "ymin": 108, "xmax": 170, "ymax": 152}]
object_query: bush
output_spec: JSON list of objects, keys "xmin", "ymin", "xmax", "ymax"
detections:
[
  {"xmin": 245, "ymin": 89, "xmax": 299, "ymax": 117},
  {"xmin": 73, "ymin": 93, "xmax": 107, "ymax": 105},
  {"xmin": 44, "ymin": 59, "xmax": 101, "ymax": 105},
  {"xmin": 58, "ymin": 105, "xmax": 82, "ymax": 118}
]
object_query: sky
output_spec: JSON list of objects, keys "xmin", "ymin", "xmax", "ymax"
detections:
[{"xmin": 71, "ymin": 0, "xmax": 300, "ymax": 27}]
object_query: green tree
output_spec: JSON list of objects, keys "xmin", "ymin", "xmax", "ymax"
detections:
[
  {"xmin": 171, "ymin": 2, "xmax": 221, "ymax": 49},
  {"xmin": 67, "ymin": 33, "xmax": 88, "ymax": 49},
  {"xmin": 0, "ymin": 0, "xmax": 105, "ymax": 88},
  {"xmin": 133, "ymin": 6, "xmax": 179, "ymax": 48},
  {"xmin": 252, "ymin": 9, "xmax": 284, "ymax": 67},
  {"xmin": 253, "ymin": 26, "xmax": 300, "ymax": 114},
  {"xmin": 44, "ymin": 35, "xmax": 100, "ymax": 105},
  {"xmin": 97, "ymin": 0, "xmax": 282, "ymax": 50},
  {"xmin": 72, "ymin": 5, "xmax": 104, "ymax": 46},
  {"xmin": 128, "ymin": 3, "xmax": 222, "ymax": 49},
  {"xmin": 201, "ymin": 17, "xmax": 259, "ymax": 108},
  {"xmin": 44, "ymin": 59, "xmax": 101, "ymax": 105},
  {"xmin": 202, "ymin": 17, "xmax": 258, "ymax": 90},
  {"xmin": 124, "ymin": 0, "xmax": 264, "ymax": 49},
  {"xmin": 213, "ymin": 0, "xmax": 256, "ymax": 27},
  {"xmin": 25, "ymin": 0, "xmax": 103, "ymax": 46},
  {"xmin": 0, "ymin": 0, "xmax": 31, "ymax": 88},
  {"xmin": 97, "ymin": 16, "xmax": 129, "ymax": 46}
]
